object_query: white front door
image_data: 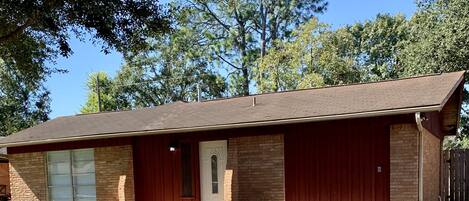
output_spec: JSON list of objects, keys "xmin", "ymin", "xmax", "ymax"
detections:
[{"xmin": 199, "ymin": 140, "xmax": 227, "ymax": 201}]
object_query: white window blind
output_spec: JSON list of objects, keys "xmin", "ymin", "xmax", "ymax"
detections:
[{"xmin": 47, "ymin": 149, "xmax": 96, "ymax": 201}]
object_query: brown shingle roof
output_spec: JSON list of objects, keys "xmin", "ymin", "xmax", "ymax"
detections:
[{"xmin": 0, "ymin": 71, "xmax": 464, "ymax": 147}]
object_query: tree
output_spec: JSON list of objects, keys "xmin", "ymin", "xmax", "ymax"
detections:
[
  {"xmin": 81, "ymin": 13, "xmax": 227, "ymax": 113},
  {"xmin": 399, "ymin": 0, "xmax": 469, "ymax": 75},
  {"xmin": 81, "ymin": 72, "xmax": 121, "ymax": 113},
  {"xmin": 0, "ymin": 58, "xmax": 50, "ymax": 136},
  {"xmin": 181, "ymin": 0, "xmax": 327, "ymax": 95},
  {"xmin": 359, "ymin": 14, "xmax": 409, "ymax": 80},
  {"xmin": 255, "ymin": 19, "xmax": 327, "ymax": 92},
  {"xmin": 0, "ymin": 0, "xmax": 171, "ymax": 80},
  {"xmin": 0, "ymin": 0, "xmax": 170, "ymax": 55},
  {"xmin": 255, "ymin": 14, "xmax": 408, "ymax": 92},
  {"xmin": 398, "ymin": 0, "xmax": 469, "ymax": 140},
  {"xmin": 0, "ymin": 23, "xmax": 53, "ymax": 136},
  {"xmin": 0, "ymin": 0, "xmax": 171, "ymax": 134}
]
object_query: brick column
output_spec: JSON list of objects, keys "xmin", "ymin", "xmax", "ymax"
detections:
[
  {"xmin": 225, "ymin": 134, "xmax": 284, "ymax": 201},
  {"xmin": 9, "ymin": 152, "xmax": 47, "ymax": 200},
  {"xmin": 390, "ymin": 124, "xmax": 419, "ymax": 201},
  {"xmin": 95, "ymin": 145, "xmax": 135, "ymax": 201}
]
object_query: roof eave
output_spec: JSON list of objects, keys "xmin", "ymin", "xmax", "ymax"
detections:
[
  {"xmin": 0, "ymin": 104, "xmax": 442, "ymax": 148},
  {"xmin": 439, "ymin": 71, "xmax": 465, "ymax": 111}
]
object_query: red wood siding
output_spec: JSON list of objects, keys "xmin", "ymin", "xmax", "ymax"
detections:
[
  {"xmin": 422, "ymin": 111, "xmax": 444, "ymax": 139},
  {"xmin": 285, "ymin": 118, "xmax": 390, "ymax": 201},
  {"xmin": 133, "ymin": 135, "xmax": 200, "ymax": 201}
]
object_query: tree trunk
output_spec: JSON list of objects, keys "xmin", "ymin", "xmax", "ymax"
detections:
[
  {"xmin": 239, "ymin": 25, "xmax": 250, "ymax": 96},
  {"xmin": 269, "ymin": 1, "xmax": 280, "ymax": 44},
  {"xmin": 234, "ymin": 6, "xmax": 250, "ymax": 96},
  {"xmin": 260, "ymin": 1, "xmax": 267, "ymax": 58}
]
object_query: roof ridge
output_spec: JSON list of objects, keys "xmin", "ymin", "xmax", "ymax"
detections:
[
  {"xmin": 202, "ymin": 71, "xmax": 463, "ymax": 103},
  {"xmin": 65, "ymin": 71, "xmax": 463, "ymax": 118}
]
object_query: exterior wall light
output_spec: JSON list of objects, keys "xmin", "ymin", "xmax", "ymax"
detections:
[{"xmin": 169, "ymin": 141, "xmax": 179, "ymax": 152}]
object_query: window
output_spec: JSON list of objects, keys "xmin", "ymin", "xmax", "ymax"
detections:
[
  {"xmin": 47, "ymin": 149, "xmax": 96, "ymax": 201},
  {"xmin": 211, "ymin": 155, "xmax": 218, "ymax": 194},
  {"xmin": 180, "ymin": 143, "xmax": 193, "ymax": 197}
]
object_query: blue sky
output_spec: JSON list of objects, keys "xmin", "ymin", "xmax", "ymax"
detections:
[{"xmin": 47, "ymin": 0, "xmax": 417, "ymax": 118}]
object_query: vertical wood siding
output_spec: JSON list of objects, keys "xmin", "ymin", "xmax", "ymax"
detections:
[
  {"xmin": 133, "ymin": 135, "xmax": 177, "ymax": 201},
  {"xmin": 284, "ymin": 118, "xmax": 390, "ymax": 201},
  {"xmin": 133, "ymin": 135, "xmax": 200, "ymax": 201}
]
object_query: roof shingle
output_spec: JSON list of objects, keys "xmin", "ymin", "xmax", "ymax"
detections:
[{"xmin": 0, "ymin": 71, "xmax": 464, "ymax": 147}]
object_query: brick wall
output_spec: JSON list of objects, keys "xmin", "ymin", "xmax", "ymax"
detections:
[
  {"xmin": 9, "ymin": 145, "xmax": 135, "ymax": 201},
  {"xmin": 95, "ymin": 145, "xmax": 135, "ymax": 201},
  {"xmin": 390, "ymin": 124, "xmax": 419, "ymax": 201},
  {"xmin": 225, "ymin": 134, "xmax": 284, "ymax": 201},
  {"xmin": 423, "ymin": 128, "xmax": 441, "ymax": 201},
  {"xmin": 9, "ymin": 152, "xmax": 47, "ymax": 200}
]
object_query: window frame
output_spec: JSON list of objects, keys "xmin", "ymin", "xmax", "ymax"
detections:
[
  {"xmin": 180, "ymin": 142, "xmax": 194, "ymax": 197},
  {"xmin": 46, "ymin": 148, "xmax": 96, "ymax": 201}
]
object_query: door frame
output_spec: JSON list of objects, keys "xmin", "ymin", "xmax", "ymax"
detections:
[{"xmin": 199, "ymin": 140, "xmax": 227, "ymax": 201}]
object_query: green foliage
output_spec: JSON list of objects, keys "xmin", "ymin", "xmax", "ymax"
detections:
[
  {"xmin": 400, "ymin": 0, "xmax": 469, "ymax": 76},
  {"xmin": 255, "ymin": 14, "xmax": 408, "ymax": 93},
  {"xmin": 359, "ymin": 14, "xmax": 409, "ymax": 80},
  {"xmin": 112, "ymin": 23, "xmax": 227, "ymax": 108},
  {"xmin": 255, "ymin": 19, "xmax": 326, "ymax": 92},
  {"xmin": 0, "ymin": 0, "xmax": 171, "ymax": 57},
  {"xmin": 444, "ymin": 136, "xmax": 469, "ymax": 150},
  {"xmin": 0, "ymin": 58, "xmax": 50, "ymax": 136},
  {"xmin": 179, "ymin": 0, "xmax": 328, "ymax": 95},
  {"xmin": 81, "ymin": 21, "xmax": 227, "ymax": 113},
  {"xmin": 0, "ymin": 0, "xmax": 172, "ymax": 134},
  {"xmin": 81, "ymin": 72, "xmax": 120, "ymax": 113},
  {"xmin": 312, "ymin": 26, "xmax": 362, "ymax": 85},
  {"xmin": 0, "ymin": 23, "xmax": 52, "ymax": 136},
  {"xmin": 81, "ymin": 0, "xmax": 328, "ymax": 110}
]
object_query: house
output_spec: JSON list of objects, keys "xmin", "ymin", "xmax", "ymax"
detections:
[{"xmin": 0, "ymin": 71, "xmax": 464, "ymax": 201}]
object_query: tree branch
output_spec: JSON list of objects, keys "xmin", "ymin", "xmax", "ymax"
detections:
[
  {"xmin": 189, "ymin": 0, "xmax": 231, "ymax": 31},
  {"xmin": 0, "ymin": 0, "xmax": 58, "ymax": 44},
  {"xmin": 202, "ymin": 3, "xmax": 231, "ymax": 31},
  {"xmin": 0, "ymin": 18, "xmax": 35, "ymax": 44},
  {"xmin": 215, "ymin": 53, "xmax": 240, "ymax": 69},
  {"xmin": 462, "ymin": 107, "xmax": 469, "ymax": 115}
]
